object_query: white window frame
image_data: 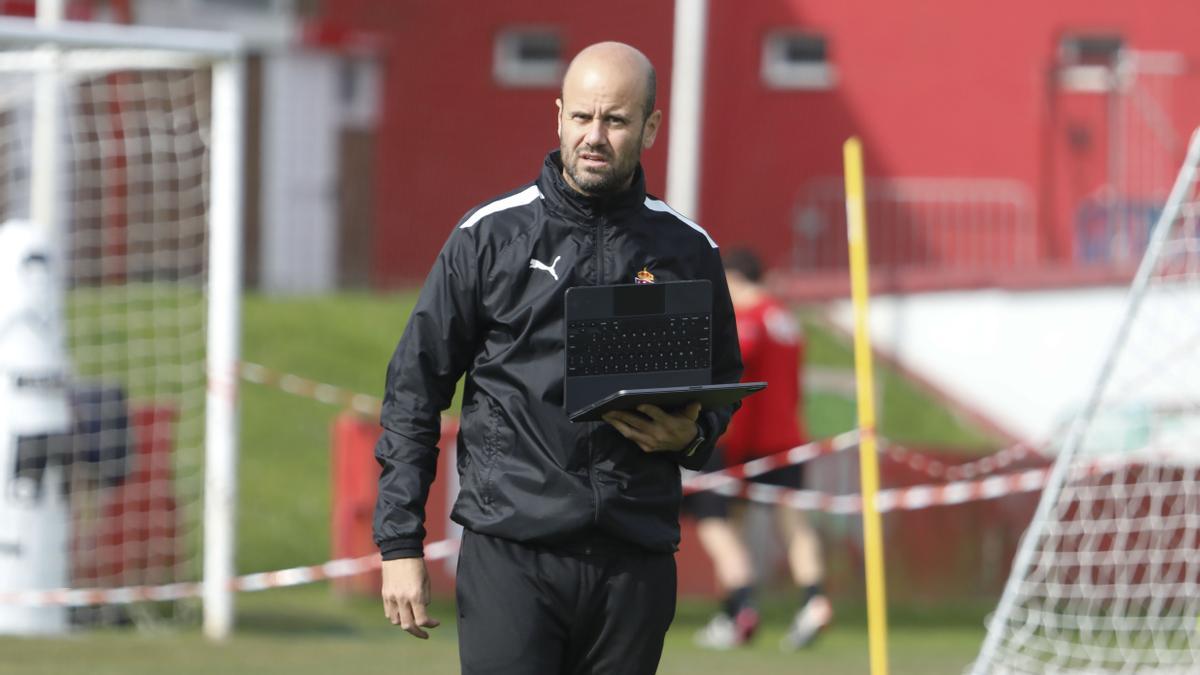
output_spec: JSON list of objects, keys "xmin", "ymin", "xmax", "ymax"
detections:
[
  {"xmin": 1057, "ymin": 34, "xmax": 1124, "ymax": 93},
  {"xmin": 337, "ymin": 56, "xmax": 379, "ymax": 130},
  {"xmin": 493, "ymin": 27, "xmax": 563, "ymax": 88},
  {"xmin": 761, "ymin": 30, "xmax": 835, "ymax": 91}
]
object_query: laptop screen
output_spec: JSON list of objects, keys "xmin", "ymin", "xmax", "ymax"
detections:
[{"xmin": 613, "ymin": 284, "xmax": 665, "ymax": 316}]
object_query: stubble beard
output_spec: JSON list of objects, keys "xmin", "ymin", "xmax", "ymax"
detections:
[{"xmin": 562, "ymin": 131, "xmax": 643, "ymax": 197}]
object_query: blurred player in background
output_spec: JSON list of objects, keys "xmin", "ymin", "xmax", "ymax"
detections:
[{"xmin": 687, "ymin": 247, "xmax": 832, "ymax": 651}]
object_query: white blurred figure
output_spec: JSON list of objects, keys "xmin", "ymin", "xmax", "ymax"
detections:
[{"xmin": 0, "ymin": 218, "xmax": 72, "ymax": 634}]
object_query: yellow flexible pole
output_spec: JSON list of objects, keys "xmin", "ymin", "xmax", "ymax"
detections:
[{"xmin": 844, "ymin": 136, "xmax": 890, "ymax": 675}]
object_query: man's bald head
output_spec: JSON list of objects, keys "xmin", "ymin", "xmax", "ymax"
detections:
[
  {"xmin": 562, "ymin": 41, "xmax": 656, "ymax": 121},
  {"xmin": 555, "ymin": 41, "xmax": 662, "ymax": 196}
]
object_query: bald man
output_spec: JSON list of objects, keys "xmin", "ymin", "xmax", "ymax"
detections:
[{"xmin": 374, "ymin": 42, "xmax": 743, "ymax": 674}]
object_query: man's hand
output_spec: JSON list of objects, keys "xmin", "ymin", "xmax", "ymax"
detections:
[
  {"xmin": 381, "ymin": 557, "xmax": 441, "ymax": 639},
  {"xmin": 602, "ymin": 401, "xmax": 702, "ymax": 453}
]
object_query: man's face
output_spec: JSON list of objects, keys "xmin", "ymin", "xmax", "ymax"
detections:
[{"xmin": 556, "ymin": 66, "xmax": 661, "ymax": 197}]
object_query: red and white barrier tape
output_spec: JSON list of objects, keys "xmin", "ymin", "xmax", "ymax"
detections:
[
  {"xmin": 682, "ymin": 432, "xmax": 859, "ymax": 495},
  {"xmin": 681, "ymin": 434, "xmax": 1053, "ymax": 514},
  {"xmin": 240, "ymin": 361, "xmax": 1048, "ymax": 481},
  {"xmin": 0, "ymin": 539, "xmax": 460, "ymax": 608},
  {"xmin": 688, "ymin": 445, "xmax": 1181, "ymax": 515},
  {"xmin": 9, "ymin": 447, "xmax": 1170, "ymax": 608},
  {"xmin": 27, "ymin": 364, "xmax": 1030, "ymax": 613},
  {"xmin": 882, "ymin": 441, "xmax": 1044, "ymax": 480},
  {"xmin": 230, "ymin": 364, "xmax": 1058, "ymax": 530},
  {"xmin": 239, "ymin": 361, "xmax": 382, "ymax": 418},
  {"xmin": 688, "ymin": 467, "xmax": 1053, "ymax": 515}
]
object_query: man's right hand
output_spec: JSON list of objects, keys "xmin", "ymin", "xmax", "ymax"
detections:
[{"xmin": 381, "ymin": 557, "xmax": 441, "ymax": 639}]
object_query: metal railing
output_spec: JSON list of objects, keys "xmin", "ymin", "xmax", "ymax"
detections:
[{"xmin": 791, "ymin": 177, "xmax": 1037, "ymax": 274}]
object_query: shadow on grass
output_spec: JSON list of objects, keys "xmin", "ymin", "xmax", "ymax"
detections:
[
  {"xmin": 235, "ymin": 609, "xmax": 363, "ymax": 638},
  {"xmin": 228, "ymin": 585, "xmax": 401, "ymax": 639}
]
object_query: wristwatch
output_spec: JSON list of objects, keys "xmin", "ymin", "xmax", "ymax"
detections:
[{"xmin": 682, "ymin": 420, "xmax": 707, "ymax": 457}]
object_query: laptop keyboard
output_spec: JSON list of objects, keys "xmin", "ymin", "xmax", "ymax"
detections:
[{"xmin": 567, "ymin": 314, "xmax": 711, "ymax": 376}]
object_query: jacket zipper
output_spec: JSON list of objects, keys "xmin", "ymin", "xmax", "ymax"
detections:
[
  {"xmin": 595, "ymin": 215, "xmax": 605, "ymax": 285},
  {"xmin": 588, "ymin": 215, "xmax": 604, "ymax": 525}
]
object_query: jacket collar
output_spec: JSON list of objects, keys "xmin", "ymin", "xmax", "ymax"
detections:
[{"xmin": 536, "ymin": 150, "xmax": 647, "ymax": 222}]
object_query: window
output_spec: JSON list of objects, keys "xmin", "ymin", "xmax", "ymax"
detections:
[
  {"xmin": 200, "ymin": 0, "xmax": 275, "ymax": 10},
  {"xmin": 762, "ymin": 31, "xmax": 835, "ymax": 90},
  {"xmin": 494, "ymin": 29, "xmax": 563, "ymax": 88},
  {"xmin": 338, "ymin": 57, "xmax": 380, "ymax": 130},
  {"xmin": 1058, "ymin": 33, "xmax": 1124, "ymax": 92}
]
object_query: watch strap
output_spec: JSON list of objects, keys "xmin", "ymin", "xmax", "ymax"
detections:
[{"xmin": 683, "ymin": 421, "xmax": 706, "ymax": 457}]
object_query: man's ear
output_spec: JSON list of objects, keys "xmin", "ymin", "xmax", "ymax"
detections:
[
  {"xmin": 641, "ymin": 109, "xmax": 663, "ymax": 149},
  {"xmin": 555, "ymin": 98, "xmax": 563, "ymax": 139}
]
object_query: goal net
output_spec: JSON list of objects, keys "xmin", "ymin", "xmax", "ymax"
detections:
[
  {"xmin": 971, "ymin": 127, "xmax": 1200, "ymax": 674},
  {"xmin": 0, "ymin": 22, "xmax": 242, "ymax": 634}
]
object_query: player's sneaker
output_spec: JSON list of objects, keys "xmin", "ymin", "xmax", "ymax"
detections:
[
  {"xmin": 693, "ymin": 607, "xmax": 760, "ymax": 649},
  {"xmin": 781, "ymin": 595, "xmax": 832, "ymax": 651}
]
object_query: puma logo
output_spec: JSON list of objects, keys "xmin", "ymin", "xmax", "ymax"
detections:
[{"xmin": 529, "ymin": 255, "xmax": 562, "ymax": 281}]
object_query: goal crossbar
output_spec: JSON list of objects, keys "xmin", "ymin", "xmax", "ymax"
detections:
[{"xmin": 0, "ymin": 16, "xmax": 242, "ymax": 56}]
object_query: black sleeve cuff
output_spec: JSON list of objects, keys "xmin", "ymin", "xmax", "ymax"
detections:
[{"xmin": 379, "ymin": 540, "xmax": 424, "ymax": 561}]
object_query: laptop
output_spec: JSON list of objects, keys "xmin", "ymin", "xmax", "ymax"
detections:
[{"xmin": 563, "ymin": 280, "xmax": 765, "ymax": 423}]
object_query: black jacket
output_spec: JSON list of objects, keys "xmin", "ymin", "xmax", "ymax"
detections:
[{"xmin": 373, "ymin": 151, "xmax": 743, "ymax": 559}]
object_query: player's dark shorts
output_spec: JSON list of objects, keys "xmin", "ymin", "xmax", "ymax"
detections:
[{"xmin": 681, "ymin": 446, "xmax": 805, "ymax": 520}]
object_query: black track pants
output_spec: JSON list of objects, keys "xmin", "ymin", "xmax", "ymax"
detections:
[{"xmin": 456, "ymin": 529, "xmax": 677, "ymax": 675}]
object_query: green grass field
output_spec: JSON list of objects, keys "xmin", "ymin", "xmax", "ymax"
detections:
[
  {"xmin": 1, "ymin": 586, "xmax": 985, "ymax": 675},
  {"xmin": 1, "ymin": 292, "xmax": 998, "ymax": 673}
]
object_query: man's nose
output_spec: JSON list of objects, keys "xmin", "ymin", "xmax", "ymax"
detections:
[{"xmin": 584, "ymin": 120, "xmax": 605, "ymax": 146}]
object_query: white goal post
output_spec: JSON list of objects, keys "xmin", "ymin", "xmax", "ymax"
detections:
[
  {"xmin": 971, "ymin": 126, "xmax": 1200, "ymax": 674},
  {"xmin": 0, "ymin": 17, "xmax": 244, "ymax": 640}
]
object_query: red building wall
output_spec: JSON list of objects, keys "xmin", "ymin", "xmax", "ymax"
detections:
[
  {"xmin": 701, "ymin": 0, "xmax": 1200, "ymax": 269},
  {"xmin": 323, "ymin": 0, "xmax": 1200, "ymax": 285},
  {"xmin": 325, "ymin": 0, "xmax": 676, "ymax": 287}
]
